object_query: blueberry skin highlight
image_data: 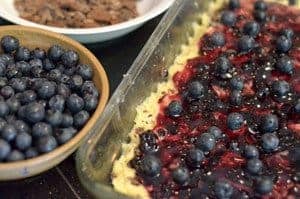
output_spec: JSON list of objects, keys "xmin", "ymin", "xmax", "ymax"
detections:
[{"xmin": 227, "ymin": 112, "xmax": 244, "ymax": 130}]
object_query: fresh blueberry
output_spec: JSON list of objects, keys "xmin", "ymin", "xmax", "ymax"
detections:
[
  {"xmin": 229, "ymin": 0, "xmax": 240, "ymax": 9},
  {"xmin": 276, "ymin": 36, "xmax": 292, "ymax": 53},
  {"xmin": 0, "ymin": 64, "xmax": 4, "ymax": 76},
  {"xmin": 6, "ymin": 150, "xmax": 24, "ymax": 162},
  {"xmin": 73, "ymin": 110, "xmax": 90, "ymax": 128},
  {"xmin": 64, "ymin": 67, "xmax": 77, "ymax": 76},
  {"xmin": 16, "ymin": 61, "xmax": 31, "ymax": 74},
  {"xmin": 17, "ymin": 105, "xmax": 26, "ymax": 119},
  {"xmin": 1, "ymin": 124, "xmax": 17, "ymax": 142},
  {"xmin": 221, "ymin": 11, "xmax": 236, "ymax": 26},
  {"xmin": 209, "ymin": 32, "xmax": 226, "ymax": 47},
  {"xmin": 29, "ymin": 58, "xmax": 43, "ymax": 68},
  {"xmin": 30, "ymin": 66, "xmax": 43, "ymax": 78},
  {"xmin": 32, "ymin": 122, "xmax": 52, "ymax": 138},
  {"xmin": 15, "ymin": 46, "xmax": 31, "ymax": 61},
  {"xmin": 227, "ymin": 112, "xmax": 244, "ymax": 130},
  {"xmin": 271, "ymin": 80, "xmax": 290, "ymax": 97},
  {"xmin": 168, "ymin": 100, "xmax": 183, "ymax": 117},
  {"xmin": 0, "ymin": 54, "xmax": 13, "ymax": 65},
  {"xmin": 57, "ymin": 63, "xmax": 65, "ymax": 72},
  {"xmin": 262, "ymin": 133, "xmax": 279, "ymax": 152},
  {"xmin": 294, "ymin": 100, "xmax": 300, "ymax": 114},
  {"xmin": 37, "ymin": 100, "xmax": 47, "ymax": 108},
  {"xmin": 1, "ymin": 35, "xmax": 19, "ymax": 53},
  {"xmin": 77, "ymin": 64, "xmax": 93, "ymax": 80},
  {"xmin": 61, "ymin": 113, "xmax": 74, "ymax": 128},
  {"xmin": 280, "ymin": 28, "xmax": 294, "ymax": 39},
  {"xmin": 230, "ymin": 90, "xmax": 242, "ymax": 106},
  {"xmin": 253, "ymin": 10, "xmax": 267, "ymax": 22},
  {"xmin": 140, "ymin": 155, "xmax": 161, "ymax": 177},
  {"xmin": 48, "ymin": 45, "xmax": 64, "ymax": 62},
  {"xmin": 230, "ymin": 142, "xmax": 241, "ymax": 153},
  {"xmin": 25, "ymin": 147, "xmax": 38, "ymax": 159},
  {"xmin": 289, "ymin": 147, "xmax": 300, "ymax": 165},
  {"xmin": 215, "ymin": 56, "xmax": 231, "ymax": 74},
  {"xmin": 48, "ymin": 69, "xmax": 62, "ymax": 82},
  {"xmin": 289, "ymin": 0, "xmax": 297, "ymax": 5},
  {"xmin": 275, "ymin": 56, "xmax": 294, "ymax": 75},
  {"xmin": 24, "ymin": 102, "xmax": 45, "ymax": 123},
  {"xmin": 46, "ymin": 110, "xmax": 63, "ymax": 127},
  {"xmin": 0, "ymin": 118, "xmax": 7, "ymax": 132},
  {"xmin": 49, "ymin": 95, "xmax": 65, "ymax": 112},
  {"xmin": 31, "ymin": 48, "xmax": 46, "ymax": 60},
  {"xmin": 196, "ymin": 133, "xmax": 216, "ymax": 152},
  {"xmin": 172, "ymin": 167, "xmax": 190, "ymax": 185},
  {"xmin": 186, "ymin": 148, "xmax": 205, "ymax": 168},
  {"xmin": 0, "ymin": 62, "xmax": 6, "ymax": 76},
  {"xmin": 43, "ymin": 58, "xmax": 55, "ymax": 71},
  {"xmin": 230, "ymin": 76, "xmax": 244, "ymax": 91},
  {"xmin": 292, "ymin": 172, "xmax": 300, "ymax": 183},
  {"xmin": 66, "ymin": 94, "xmax": 84, "ymax": 113},
  {"xmin": 0, "ymin": 77, "xmax": 7, "ymax": 87},
  {"xmin": 254, "ymin": 0, "xmax": 268, "ymax": 10},
  {"xmin": 6, "ymin": 64, "xmax": 21, "ymax": 79},
  {"xmin": 207, "ymin": 126, "xmax": 222, "ymax": 139},
  {"xmin": 14, "ymin": 120, "xmax": 30, "ymax": 134},
  {"xmin": 20, "ymin": 90, "xmax": 37, "ymax": 104},
  {"xmin": 0, "ymin": 86, "xmax": 14, "ymax": 99},
  {"xmin": 60, "ymin": 74, "xmax": 71, "ymax": 84},
  {"xmin": 61, "ymin": 50, "xmax": 79, "ymax": 67},
  {"xmin": 0, "ymin": 101, "xmax": 9, "ymax": 117},
  {"xmin": 6, "ymin": 115, "xmax": 16, "ymax": 124},
  {"xmin": 188, "ymin": 81, "xmax": 205, "ymax": 99},
  {"xmin": 15, "ymin": 132, "xmax": 32, "ymax": 151},
  {"xmin": 55, "ymin": 127, "xmax": 76, "ymax": 144},
  {"xmin": 214, "ymin": 180, "xmax": 234, "ymax": 199},
  {"xmin": 57, "ymin": 83, "xmax": 71, "ymax": 98},
  {"xmin": 81, "ymin": 81, "xmax": 99, "ymax": 97},
  {"xmin": 237, "ymin": 35, "xmax": 255, "ymax": 53},
  {"xmin": 139, "ymin": 131, "xmax": 159, "ymax": 154},
  {"xmin": 37, "ymin": 135, "xmax": 57, "ymax": 153},
  {"xmin": 70, "ymin": 75, "xmax": 83, "ymax": 90},
  {"xmin": 255, "ymin": 177, "xmax": 273, "ymax": 195},
  {"xmin": 244, "ymin": 145, "xmax": 259, "ymax": 159},
  {"xmin": 6, "ymin": 97, "xmax": 20, "ymax": 113},
  {"xmin": 9, "ymin": 78, "xmax": 27, "ymax": 92},
  {"xmin": 243, "ymin": 21, "xmax": 260, "ymax": 37},
  {"xmin": 29, "ymin": 77, "xmax": 46, "ymax": 90},
  {"xmin": 246, "ymin": 158, "xmax": 263, "ymax": 174},
  {"xmin": 84, "ymin": 94, "xmax": 98, "ymax": 112},
  {"xmin": 0, "ymin": 139, "xmax": 10, "ymax": 160},
  {"xmin": 37, "ymin": 81, "xmax": 56, "ymax": 99},
  {"xmin": 260, "ymin": 114, "xmax": 279, "ymax": 133}
]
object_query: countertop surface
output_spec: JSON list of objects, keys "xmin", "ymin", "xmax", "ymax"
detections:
[{"xmin": 0, "ymin": 15, "xmax": 163, "ymax": 199}]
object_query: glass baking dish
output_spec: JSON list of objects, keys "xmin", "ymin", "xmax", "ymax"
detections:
[{"xmin": 76, "ymin": 0, "xmax": 299, "ymax": 198}]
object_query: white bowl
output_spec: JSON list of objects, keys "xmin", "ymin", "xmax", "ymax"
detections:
[{"xmin": 0, "ymin": 0, "xmax": 174, "ymax": 43}]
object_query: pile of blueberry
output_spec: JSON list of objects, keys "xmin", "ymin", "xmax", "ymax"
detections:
[
  {"xmin": 0, "ymin": 35, "xmax": 99, "ymax": 162},
  {"xmin": 130, "ymin": 0, "xmax": 300, "ymax": 198}
]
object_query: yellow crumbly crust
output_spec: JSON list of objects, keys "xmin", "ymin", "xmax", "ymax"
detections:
[{"xmin": 111, "ymin": 1, "xmax": 297, "ymax": 198}]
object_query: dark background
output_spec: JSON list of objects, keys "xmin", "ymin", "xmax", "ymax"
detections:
[{"xmin": 0, "ymin": 15, "xmax": 163, "ymax": 199}]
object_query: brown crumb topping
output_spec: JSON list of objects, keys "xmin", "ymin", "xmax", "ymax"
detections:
[{"xmin": 14, "ymin": 0, "xmax": 138, "ymax": 28}]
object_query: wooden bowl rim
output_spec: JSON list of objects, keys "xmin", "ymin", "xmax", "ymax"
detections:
[{"xmin": 0, "ymin": 25, "xmax": 109, "ymax": 173}]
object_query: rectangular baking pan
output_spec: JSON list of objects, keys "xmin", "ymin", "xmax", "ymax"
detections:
[{"xmin": 75, "ymin": 0, "xmax": 298, "ymax": 198}]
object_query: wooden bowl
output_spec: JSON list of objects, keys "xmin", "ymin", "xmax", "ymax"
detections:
[{"xmin": 0, "ymin": 25, "xmax": 109, "ymax": 180}]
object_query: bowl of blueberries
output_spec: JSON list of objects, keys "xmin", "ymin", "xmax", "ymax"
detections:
[{"xmin": 0, "ymin": 25, "xmax": 109, "ymax": 180}]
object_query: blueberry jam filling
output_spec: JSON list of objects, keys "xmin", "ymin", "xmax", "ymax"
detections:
[
  {"xmin": 131, "ymin": 1, "xmax": 300, "ymax": 198},
  {"xmin": 0, "ymin": 35, "xmax": 99, "ymax": 162}
]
